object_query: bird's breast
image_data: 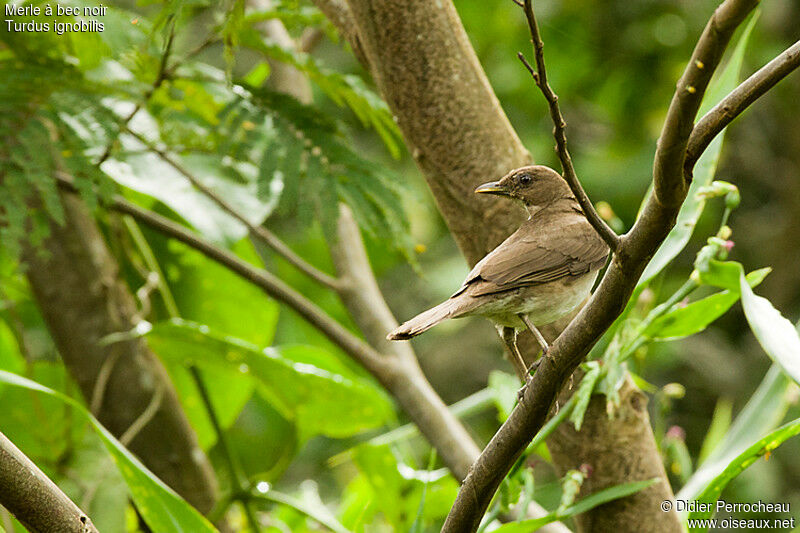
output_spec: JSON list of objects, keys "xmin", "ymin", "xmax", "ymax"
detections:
[{"xmin": 472, "ymin": 271, "xmax": 597, "ymax": 329}]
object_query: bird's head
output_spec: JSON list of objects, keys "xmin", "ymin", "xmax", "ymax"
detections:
[{"xmin": 474, "ymin": 165, "xmax": 573, "ymax": 210}]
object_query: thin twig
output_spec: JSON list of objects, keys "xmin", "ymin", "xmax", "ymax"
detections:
[
  {"xmin": 125, "ymin": 213, "xmax": 257, "ymax": 528},
  {"xmin": 250, "ymin": 490, "xmax": 350, "ymax": 533},
  {"xmin": 517, "ymin": 1, "xmax": 619, "ymax": 251},
  {"xmin": 119, "ymin": 385, "xmax": 164, "ymax": 446},
  {"xmin": 686, "ymin": 39, "xmax": 800, "ymax": 178},
  {"xmin": 96, "ymin": 17, "xmax": 178, "ymax": 166},
  {"xmin": 123, "ymin": 127, "xmax": 342, "ymax": 291},
  {"xmin": 191, "ymin": 366, "xmax": 260, "ymax": 530},
  {"xmin": 93, "ymin": 189, "xmax": 393, "ymax": 378},
  {"xmin": 89, "ymin": 352, "xmax": 121, "ymax": 415}
]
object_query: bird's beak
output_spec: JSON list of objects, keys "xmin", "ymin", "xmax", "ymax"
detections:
[{"xmin": 474, "ymin": 181, "xmax": 509, "ymax": 196}]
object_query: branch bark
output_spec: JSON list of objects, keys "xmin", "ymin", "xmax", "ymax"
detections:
[
  {"xmin": 686, "ymin": 39, "xmax": 800, "ymax": 176},
  {"xmin": 0, "ymin": 431, "xmax": 98, "ymax": 533},
  {"xmin": 443, "ymin": 1, "xmax": 759, "ymax": 530},
  {"xmin": 23, "ymin": 191, "xmax": 220, "ymax": 515},
  {"xmin": 342, "ymin": 0, "xmax": 531, "ymax": 266}
]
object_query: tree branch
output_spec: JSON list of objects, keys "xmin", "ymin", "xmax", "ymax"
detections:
[
  {"xmin": 106, "ymin": 192, "xmax": 393, "ymax": 378},
  {"xmin": 122, "ymin": 127, "xmax": 342, "ymax": 291},
  {"xmin": 96, "ymin": 16, "xmax": 177, "ymax": 166},
  {"xmin": 26, "ymin": 178, "xmax": 220, "ymax": 513},
  {"xmin": 443, "ymin": 1, "xmax": 759, "ymax": 530},
  {"xmin": 330, "ymin": 205, "xmax": 483, "ymax": 480},
  {"xmin": 308, "ymin": 0, "xmax": 368, "ymax": 67},
  {"xmin": 686, "ymin": 39, "xmax": 800, "ymax": 176},
  {"xmin": 517, "ymin": 1, "xmax": 619, "ymax": 251},
  {"xmin": 653, "ymin": 0, "xmax": 760, "ymax": 207},
  {"xmin": 0, "ymin": 431, "xmax": 98, "ymax": 533}
]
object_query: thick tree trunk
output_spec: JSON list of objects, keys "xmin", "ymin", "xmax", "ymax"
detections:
[
  {"xmin": 23, "ymin": 191, "xmax": 219, "ymax": 514},
  {"xmin": 549, "ymin": 376, "xmax": 678, "ymax": 533},
  {"xmin": 340, "ymin": 0, "xmax": 681, "ymax": 530}
]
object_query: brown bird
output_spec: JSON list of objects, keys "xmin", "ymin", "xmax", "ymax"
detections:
[{"xmin": 387, "ymin": 165, "xmax": 608, "ymax": 380}]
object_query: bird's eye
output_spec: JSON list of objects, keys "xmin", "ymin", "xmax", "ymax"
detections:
[{"xmin": 519, "ymin": 174, "xmax": 532, "ymax": 186}]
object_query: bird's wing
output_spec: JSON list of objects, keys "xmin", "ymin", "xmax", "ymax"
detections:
[{"xmin": 454, "ymin": 215, "xmax": 608, "ymax": 297}]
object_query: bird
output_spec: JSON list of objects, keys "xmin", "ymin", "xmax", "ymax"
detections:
[{"xmin": 387, "ymin": 165, "xmax": 608, "ymax": 381}]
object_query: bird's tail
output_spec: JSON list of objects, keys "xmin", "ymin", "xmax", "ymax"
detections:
[{"xmin": 387, "ymin": 299, "xmax": 468, "ymax": 340}]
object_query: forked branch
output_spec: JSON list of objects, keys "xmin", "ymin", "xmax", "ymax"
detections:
[
  {"xmin": 686, "ymin": 39, "xmax": 800, "ymax": 176},
  {"xmin": 443, "ymin": 1, "xmax": 761, "ymax": 530}
]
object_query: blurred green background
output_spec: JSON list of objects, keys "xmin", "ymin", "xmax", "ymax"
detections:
[{"xmin": 2, "ymin": 0, "xmax": 799, "ymax": 531}]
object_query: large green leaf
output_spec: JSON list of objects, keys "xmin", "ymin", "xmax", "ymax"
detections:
[
  {"xmin": 687, "ymin": 419, "xmax": 800, "ymax": 528},
  {"xmin": 492, "ymin": 479, "xmax": 658, "ymax": 533},
  {"xmin": 347, "ymin": 444, "xmax": 457, "ymax": 531},
  {"xmin": 739, "ymin": 275, "xmax": 800, "ymax": 385},
  {"xmin": 0, "ymin": 370, "xmax": 217, "ymax": 533},
  {"xmin": 678, "ymin": 364, "xmax": 794, "ymax": 501},
  {"xmin": 637, "ymin": 14, "xmax": 758, "ymax": 288},
  {"xmin": 142, "ymin": 319, "xmax": 393, "ymax": 439},
  {"xmin": 644, "ymin": 267, "xmax": 770, "ymax": 340},
  {"xmin": 103, "ymin": 143, "xmax": 274, "ymax": 245},
  {"xmin": 569, "ymin": 362, "xmax": 602, "ymax": 431}
]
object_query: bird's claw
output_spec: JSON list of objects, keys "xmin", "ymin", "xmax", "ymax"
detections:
[{"xmin": 517, "ymin": 359, "xmax": 542, "ymax": 403}]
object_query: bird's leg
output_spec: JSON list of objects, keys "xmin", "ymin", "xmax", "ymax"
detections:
[
  {"xmin": 518, "ymin": 314, "xmax": 550, "ymax": 357},
  {"xmin": 500, "ymin": 326, "xmax": 529, "ymax": 382},
  {"xmin": 500, "ymin": 326, "xmax": 536, "ymax": 403}
]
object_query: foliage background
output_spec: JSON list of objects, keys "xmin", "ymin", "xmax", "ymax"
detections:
[{"xmin": 1, "ymin": 0, "xmax": 799, "ymax": 531}]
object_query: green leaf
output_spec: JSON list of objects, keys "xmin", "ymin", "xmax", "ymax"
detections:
[
  {"xmin": 637, "ymin": 13, "xmax": 758, "ymax": 289},
  {"xmin": 240, "ymin": 34, "xmax": 403, "ymax": 158},
  {"xmin": 242, "ymin": 86, "xmax": 415, "ymax": 263},
  {"xmin": 678, "ymin": 364, "xmax": 794, "ymax": 501},
  {"xmin": 645, "ymin": 267, "xmax": 770, "ymax": 340},
  {"xmin": 104, "ymin": 147, "xmax": 275, "ymax": 246},
  {"xmin": 697, "ymin": 398, "xmax": 733, "ymax": 466},
  {"xmin": 0, "ymin": 370, "xmax": 217, "ymax": 533},
  {"xmin": 349, "ymin": 444, "xmax": 457, "ymax": 530},
  {"xmin": 687, "ymin": 419, "xmax": 800, "ymax": 527},
  {"xmin": 492, "ymin": 478, "xmax": 658, "ymax": 533},
  {"xmin": 142, "ymin": 319, "xmax": 393, "ymax": 440},
  {"xmin": 488, "ymin": 370, "xmax": 520, "ymax": 421},
  {"xmin": 569, "ymin": 362, "xmax": 601, "ymax": 431},
  {"xmin": 740, "ymin": 274, "xmax": 800, "ymax": 385}
]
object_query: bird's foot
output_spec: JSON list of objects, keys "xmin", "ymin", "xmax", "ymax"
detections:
[{"xmin": 516, "ymin": 359, "xmax": 542, "ymax": 403}]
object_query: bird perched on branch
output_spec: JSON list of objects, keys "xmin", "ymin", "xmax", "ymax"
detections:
[{"xmin": 387, "ymin": 165, "xmax": 608, "ymax": 381}]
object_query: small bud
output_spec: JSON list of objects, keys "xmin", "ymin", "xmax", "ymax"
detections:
[
  {"xmin": 596, "ymin": 201, "xmax": 615, "ymax": 221},
  {"xmin": 723, "ymin": 240, "xmax": 735, "ymax": 252},
  {"xmin": 638, "ymin": 287, "xmax": 655, "ymax": 308},
  {"xmin": 666, "ymin": 425, "xmax": 686, "ymax": 440},
  {"xmin": 695, "ymin": 60, "xmax": 705, "ymax": 69},
  {"xmin": 717, "ymin": 225, "xmax": 732, "ymax": 240},
  {"xmin": 663, "ymin": 383, "xmax": 686, "ymax": 399},
  {"xmin": 687, "ymin": 86, "xmax": 697, "ymax": 94}
]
